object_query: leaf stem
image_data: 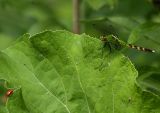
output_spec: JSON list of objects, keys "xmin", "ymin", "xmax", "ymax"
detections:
[{"xmin": 73, "ymin": 0, "xmax": 80, "ymax": 34}]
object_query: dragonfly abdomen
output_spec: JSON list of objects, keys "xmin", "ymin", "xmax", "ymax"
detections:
[{"xmin": 128, "ymin": 44, "xmax": 155, "ymax": 53}]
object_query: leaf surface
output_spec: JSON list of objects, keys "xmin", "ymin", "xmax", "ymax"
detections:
[{"xmin": 0, "ymin": 30, "xmax": 160, "ymax": 112}]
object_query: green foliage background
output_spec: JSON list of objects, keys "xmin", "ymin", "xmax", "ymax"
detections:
[{"xmin": 0, "ymin": 0, "xmax": 160, "ymax": 112}]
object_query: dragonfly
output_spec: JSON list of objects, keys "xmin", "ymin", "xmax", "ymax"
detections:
[{"xmin": 100, "ymin": 35, "xmax": 155, "ymax": 53}]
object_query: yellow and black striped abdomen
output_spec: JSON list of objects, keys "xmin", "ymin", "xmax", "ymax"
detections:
[{"xmin": 128, "ymin": 44, "xmax": 155, "ymax": 53}]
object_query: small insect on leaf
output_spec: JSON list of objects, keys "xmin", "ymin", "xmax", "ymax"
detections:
[
  {"xmin": 6, "ymin": 89, "xmax": 13, "ymax": 97},
  {"xmin": 100, "ymin": 35, "xmax": 156, "ymax": 53}
]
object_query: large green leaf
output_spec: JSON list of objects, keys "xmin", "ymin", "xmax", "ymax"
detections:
[{"xmin": 0, "ymin": 30, "xmax": 160, "ymax": 112}]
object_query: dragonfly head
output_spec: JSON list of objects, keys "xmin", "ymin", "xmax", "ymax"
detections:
[
  {"xmin": 100, "ymin": 36, "xmax": 107, "ymax": 42},
  {"xmin": 100, "ymin": 35, "xmax": 115, "ymax": 43}
]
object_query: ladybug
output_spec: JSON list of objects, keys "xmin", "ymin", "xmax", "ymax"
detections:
[{"xmin": 5, "ymin": 89, "xmax": 13, "ymax": 97}]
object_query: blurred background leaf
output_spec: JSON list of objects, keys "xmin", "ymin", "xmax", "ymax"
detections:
[{"xmin": 0, "ymin": 0, "xmax": 72, "ymax": 41}]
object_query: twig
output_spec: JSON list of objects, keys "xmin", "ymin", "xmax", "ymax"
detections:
[{"xmin": 73, "ymin": 0, "xmax": 80, "ymax": 34}]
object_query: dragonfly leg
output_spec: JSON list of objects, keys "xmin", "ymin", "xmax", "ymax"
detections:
[
  {"xmin": 103, "ymin": 42, "xmax": 112, "ymax": 53},
  {"xmin": 100, "ymin": 36, "xmax": 111, "ymax": 52}
]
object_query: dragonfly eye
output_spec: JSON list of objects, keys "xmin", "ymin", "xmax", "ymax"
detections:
[
  {"xmin": 6, "ymin": 89, "xmax": 13, "ymax": 96},
  {"xmin": 100, "ymin": 36, "xmax": 107, "ymax": 42}
]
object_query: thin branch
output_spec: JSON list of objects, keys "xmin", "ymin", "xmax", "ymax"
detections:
[{"xmin": 73, "ymin": 0, "xmax": 80, "ymax": 34}]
